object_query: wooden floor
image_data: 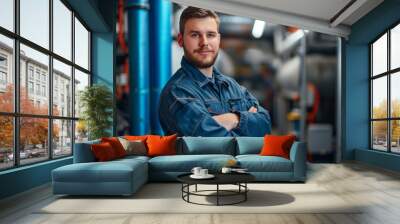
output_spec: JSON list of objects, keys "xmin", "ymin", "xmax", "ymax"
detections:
[{"xmin": 1, "ymin": 162, "xmax": 400, "ymax": 224}]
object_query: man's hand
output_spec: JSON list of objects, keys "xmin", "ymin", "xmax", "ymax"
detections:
[
  {"xmin": 248, "ymin": 106, "xmax": 257, "ymax": 113},
  {"xmin": 212, "ymin": 113, "xmax": 239, "ymax": 131}
]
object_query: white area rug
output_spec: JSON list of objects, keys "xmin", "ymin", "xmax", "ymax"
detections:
[{"xmin": 38, "ymin": 183, "xmax": 361, "ymax": 214}]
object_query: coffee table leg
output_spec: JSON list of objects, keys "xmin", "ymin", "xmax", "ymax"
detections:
[
  {"xmin": 217, "ymin": 184, "xmax": 219, "ymax": 206},
  {"xmin": 195, "ymin": 184, "xmax": 197, "ymax": 192},
  {"xmin": 187, "ymin": 184, "xmax": 190, "ymax": 202},
  {"xmin": 245, "ymin": 183, "xmax": 247, "ymax": 201}
]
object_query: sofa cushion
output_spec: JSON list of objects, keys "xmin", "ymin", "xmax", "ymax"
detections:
[
  {"xmin": 101, "ymin": 137, "xmax": 127, "ymax": 158},
  {"xmin": 180, "ymin": 137, "xmax": 235, "ymax": 155},
  {"xmin": 146, "ymin": 134, "xmax": 177, "ymax": 157},
  {"xmin": 148, "ymin": 154, "xmax": 235, "ymax": 172},
  {"xmin": 73, "ymin": 139, "xmax": 100, "ymax": 163},
  {"xmin": 124, "ymin": 135, "xmax": 148, "ymax": 142},
  {"xmin": 116, "ymin": 155, "xmax": 150, "ymax": 163},
  {"xmin": 118, "ymin": 137, "xmax": 147, "ymax": 156},
  {"xmin": 260, "ymin": 135, "xmax": 295, "ymax": 159},
  {"xmin": 236, "ymin": 155, "xmax": 293, "ymax": 172},
  {"xmin": 236, "ymin": 137, "xmax": 264, "ymax": 155},
  {"xmin": 91, "ymin": 142, "xmax": 118, "ymax": 161},
  {"xmin": 52, "ymin": 158, "xmax": 147, "ymax": 183}
]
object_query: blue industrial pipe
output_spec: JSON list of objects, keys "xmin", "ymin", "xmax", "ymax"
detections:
[
  {"xmin": 149, "ymin": 0, "xmax": 172, "ymax": 135},
  {"xmin": 126, "ymin": 0, "xmax": 150, "ymax": 135}
]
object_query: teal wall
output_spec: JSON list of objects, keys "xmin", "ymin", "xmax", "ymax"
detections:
[
  {"xmin": 92, "ymin": 31, "xmax": 116, "ymax": 136},
  {"xmin": 344, "ymin": 0, "xmax": 400, "ymax": 171},
  {"xmin": 0, "ymin": 0, "xmax": 116, "ymax": 200},
  {"xmin": 0, "ymin": 158, "xmax": 72, "ymax": 199}
]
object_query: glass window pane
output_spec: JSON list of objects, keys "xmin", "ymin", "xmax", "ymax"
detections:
[
  {"xmin": 391, "ymin": 120, "xmax": 400, "ymax": 153},
  {"xmin": 372, "ymin": 77, "xmax": 387, "ymax": 119},
  {"xmin": 372, "ymin": 33, "xmax": 387, "ymax": 76},
  {"xmin": 0, "ymin": 34, "xmax": 14, "ymax": 112},
  {"xmin": 75, "ymin": 120, "xmax": 88, "ymax": 143},
  {"xmin": 20, "ymin": 0, "xmax": 49, "ymax": 49},
  {"xmin": 391, "ymin": 72, "xmax": 400, "ymax": 118},
  {"xmin": 53, "ymin": 0, "xmax": 72, "ymax": 60},
  {"xmin": 20, "ymin": 117, "xmax": 49, "ymax": 165},
  {"xmin": 74, "ymin": 69, "xmax": 89, "ymax": 118},
  {"xmin": 53, "ymin": 59, "xmax": 72, "ymax": 117},
  {"xmin": 74, "ymin": 17, "xmax": 89, "ymax": 70},
  {"xmin": 0, "ymin": 116, "xmax": 14, "ymax": 170},
  {"xmin": 372, "ymin": 121, "xmax": 388, "ymax": 151},
  {"xmin": 0, "ymin": 0, "xmax": 14, "ymax": 31},
  {"xmin": 53, "ymin": 119, "xmax": 72, "ymax": 157},
  {"xmin": 391, "ymin": 24, "xmax": 400, "ymax": 70},
  {"xmin": 20, "ymin": 44, "xmax": 49, "ymax": 115}
]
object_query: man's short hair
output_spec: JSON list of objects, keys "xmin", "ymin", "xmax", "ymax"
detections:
[{"xmin": 179, "ymin": 7, "xmax": 220, "ymax": 34}]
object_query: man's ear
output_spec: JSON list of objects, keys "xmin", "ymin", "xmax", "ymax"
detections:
[{"xmin": 177, "ymin": 33, "xmax": 183, "ymax": 47}]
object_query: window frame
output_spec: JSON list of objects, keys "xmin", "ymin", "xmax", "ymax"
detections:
[
  {"xmin": 370, "ymin": 20, "xmax": 400, "ymax": 154},
  {"xmin": 0, "ymin": 0, "xmax": 92, "ymax": 171}
]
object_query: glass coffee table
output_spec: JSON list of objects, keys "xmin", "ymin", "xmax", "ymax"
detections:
[{"xmin": 177, "ymin": 172, "xmax": 255, "ymax": 206}]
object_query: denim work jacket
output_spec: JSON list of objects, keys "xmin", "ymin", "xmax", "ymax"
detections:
[{"xmin": 159, "ymin": 57, "xmax": 271, "ymax": 137}]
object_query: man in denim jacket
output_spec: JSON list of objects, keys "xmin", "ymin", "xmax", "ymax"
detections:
[{"xmin": 159, "ymin": 7, "xmax": 271, "ymax": 137}]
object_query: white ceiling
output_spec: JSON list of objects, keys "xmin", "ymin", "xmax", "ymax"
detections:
[{"xmin": 172, "ymin": 0, "xmax": 384, "ymax": 38}]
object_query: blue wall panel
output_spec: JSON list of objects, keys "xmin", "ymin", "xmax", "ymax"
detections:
[
  {"xmin": 344, "ymin": 44, "xmax": 369, "ymax": 159},
  {"xmin": 355, "ymin": 149, "xmax": 400, "ymax": 172},
  {"xmin": 92, "ymin": 32, "xmax": 116, "ymax": 135},
  {"xmin": 344, "ymin": 0, "xmax": 400, "ymax": 171},
  {"xmin": 0, "ymin": 158, "xmax": 72, "ymax": 199}
]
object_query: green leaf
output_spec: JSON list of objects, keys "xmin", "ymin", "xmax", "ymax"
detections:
[{"xmin": 79, "ymin": 84, "xmax": 113, "ymax": 140}]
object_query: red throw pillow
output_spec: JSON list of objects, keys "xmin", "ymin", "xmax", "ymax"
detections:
[
  {"xmin": 91, "ymin": 142, "xmax": 117, "ymax": 161},
  {"xmin": 259, "ymin": 135, "xmax": 296, "ymax": 159},
  {"xmin": 101, "ymin": 137, "xmax": 127, "ymax": 158},
  {"xmin": 146, "ymin": 134, "xmax": 177, "ymax": 157}
]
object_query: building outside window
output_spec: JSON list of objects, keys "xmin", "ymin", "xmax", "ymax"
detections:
[
  {"xmin": 0, "ymin": 0, "xmax": 91, "ymax": 170},
  {"xmin": 41, "ymin": 73, "xmax": 46, "ymax": 83},
  {"xmin": 370, "ymin": 23, "xmax": 400, "ymax": 154},
  {"xmin": 0, "ymin": 54, "xmax": 7, "ymax": 88},
  {"xmin": 42, "ymin": 85, "xmax": 46, "ymax": 97},
  {"xmin": 29, "ymin": 66, "xmax": 34, "ymax": 80},
  {"xmin": 35, "ymin": 70, "xmax": 40, "ymax": 81},
  {"xmin": 0, "ymin": 71, "xmax": 6, "ymax": 85},
  {"xmin": 28, "ymin": 81, "xmax": 34, "ymax": 94},
  {"xmin": 0, "ymin": 54, "xmax": 7, "ymax": 67}
]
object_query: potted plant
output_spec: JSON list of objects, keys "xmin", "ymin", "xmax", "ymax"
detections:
[{"xmin": 79, "ymin": 84, "xmax": 113, "ymax": 140}]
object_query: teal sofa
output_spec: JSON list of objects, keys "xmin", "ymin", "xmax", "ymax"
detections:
[{"xmin": 52, "ymin": 137, "xmax": 306, "ymax": 196}]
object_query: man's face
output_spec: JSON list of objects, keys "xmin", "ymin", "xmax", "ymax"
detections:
[{"xmin": 178, "ymin": 17, "xmax": 220, "ymax": 69}]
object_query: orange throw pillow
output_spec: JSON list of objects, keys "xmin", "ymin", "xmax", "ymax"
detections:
[
  {"xmin": 124, "ymin": 135, "xmax": 148, "ymax": 142},
  {"xmin": 260, "ymin": 135, "xmax": 296, "ymax": 159},
  {"xmin": 101, "ymin": 137, "xmax": 127, "ymax": 158},
  {"xmin": 146, "ymin": 134, "xmax": 177, "ymax": 157},
  {"xmin": 91, "ymin": 142, "xmax": 117, "ymax": 161}
]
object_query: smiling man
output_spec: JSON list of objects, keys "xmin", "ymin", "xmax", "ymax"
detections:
[{"xmin": 159, "ymin": 7, "xmax": 271, "ymax": 137}]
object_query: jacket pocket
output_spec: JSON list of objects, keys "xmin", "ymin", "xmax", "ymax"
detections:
[
  {"xmin": 228, "ymin": 98, "xmax": 247, "ymax": 111},
  {"xmin": 204, "ymin": 99, "xmax": 224, "ymax": 115}
]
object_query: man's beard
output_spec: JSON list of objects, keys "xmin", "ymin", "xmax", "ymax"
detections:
[{"xmin": 183, "ymin": 44, "xmax": 219, "ymax": 69}]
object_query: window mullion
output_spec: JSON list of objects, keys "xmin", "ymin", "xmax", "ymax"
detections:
[
  {"xmin": 49, "ymin": 0, "xmax": 53, "ymax": 160},
  {"xmin": 388, "ymin": 30, "xmax": 391, "ymax": 152},
  {"xmin": 71, "ymin": 10, "xmax": 76, "ymax": 155},
  {"xmin": 370, "ymin": 45, "xmax": 373, "ymax": 149},
  {"xmin": 13, "ymin": 0, "xmax": 20, "ymax": 167}
]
